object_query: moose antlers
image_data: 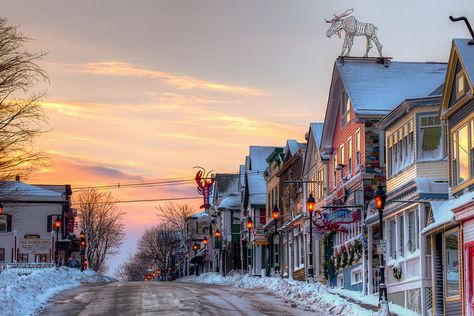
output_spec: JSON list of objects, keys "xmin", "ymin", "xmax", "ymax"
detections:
[{"xmin": 324, "ymin": 8, "xmax": 354, "ymax": 23}]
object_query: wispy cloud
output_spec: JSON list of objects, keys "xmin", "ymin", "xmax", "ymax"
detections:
[{"xmin": 81, "ymin": 61, "xmax": 265, "ymax": 96}]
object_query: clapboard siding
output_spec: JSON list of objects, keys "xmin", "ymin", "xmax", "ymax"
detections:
[
  {"xmin": 445, "ymin": 299, "xmax": 462, "ymax": 316},
  {"xmin": 464, "ymin": 219, "xmax": 474, "ymax": 243},
  {"xmin": 416, "ymin": 161, "xmax": 448, "ymax": 179},
  {"xmin": 448, "ymin": 61, "xmax": 469, "ymax": 108},
  {"xmin": 387, "ymin": 164, "xmax": 417, "ymax": 193},
  {"xmin": 449, "ymin": 99, "xmax": 474, "ymax": 128}
]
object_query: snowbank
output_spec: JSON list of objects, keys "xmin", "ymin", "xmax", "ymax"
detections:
[
  {"xmin": 0, "ymin": 267, "xmax": 111, "ymax": 316},
  {"xmin": 181, "ymin": 273, "xmax": 419, "ymax": 316}
]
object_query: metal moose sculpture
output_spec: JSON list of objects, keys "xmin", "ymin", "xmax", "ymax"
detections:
[
  {"xmin": 325, "ymin": 9, "xmax": 383, "ymax": 57},
  {"xmin": 194, "ymin": 166, "xmax": 215, "ymax": 209}
]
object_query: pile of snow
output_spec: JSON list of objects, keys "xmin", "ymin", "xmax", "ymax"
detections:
[
  {"xmin": 0, "ymin": 267, "xmax": 111, "ymax": 316},
  {"xmin": 182, "ymin": 273, "xmax": 419, "ymax": 316}
]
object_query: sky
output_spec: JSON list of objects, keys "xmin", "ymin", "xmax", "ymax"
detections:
[{"xmin": 1, "ymin": 0, "xmax": 473, "ymax": 274}]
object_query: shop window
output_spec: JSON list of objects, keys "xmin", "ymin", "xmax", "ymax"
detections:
[
  {"xmin": 445, "ymin": 229, "xmax": 460, "ymax": 298},
  {"xmin": 299, "ymin": 235, "xmax": 304, "ymax": 267},
  {"xmin": 418, "ymin": 115, "xmax": 442, "ymax": 161},
  {"xmin": 0, "ymin": 215, "xmax": 7, "ymax": 233},
  {"xmin": 17, "ymin": 253, "xmax": 28, "ymax": 263},
  {"xmin": 0, "ymin": 248, "xmax": 4, "ymax": 262},
  {"xmin": 351, "ymin": 268, "xmax": 362, "ymax": 285},
  {"xmin": 337, "ymin": 274, "xmax": 344, "ymax": 288},
  {"xmin": 399, "ymin": 214, "xmax": 404, "ymax": 257}
]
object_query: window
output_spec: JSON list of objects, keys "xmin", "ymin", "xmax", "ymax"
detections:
[
  {"xmin": 452, "ymin": 123, "xmax": 470, "ymax": 186},
  {"xmin": 398, "ymin": 214, "xmax": 404, "ymax": 257},
  {"xmin": 337, "ymin": 274, "xmax": 344, "ymax": 288},
  {"xmin": 17, "ymin": 253, "xmax": 28, "ymax": 263},
  {"xmin": 456, "ymin": 72, "xmax": 466, "ymax": 99},
  {"xmin": 0, "ymin": 248, "xmax": 4, "ymax": 262},
  {"xmin": 309, "ymin": 176, "xmax": 315, "ymax": 197},
  {"xmin": 388, "ymin": 120, "xmax": 414, "ymax": 175},
  {"xmin": 355, "ymin": 130, "xmax": 361, "ymax": 168},
  {"xmin": 299, "ymin": 234, "xmax": 304, "ymax": 267},
  {"xmin": 342, "ymin": 92, "xmax": 351, "ymax": 126},
  {"xmin": 0, "ymin": 215, "xmax": 7, "ymax": 233},
  {"xmin": 333, "ymin": 152, "xmax": 338, "ymax": 187},
  {"xmin": 351, "ymin": 268, "xmax": 362, "ymax": 285},
  {"xmin": 445, "ymin": 229, "xmax": 460, "ymax": 298},
  {"xmin": 419, "ymin": 115, "xmax": 442, "ymax": 161},
  {"xmin": 340, "ymin": 144, "xmax": 345, "ymax": 179},
  {"xmin": 389, "ymin": 219, "xmax": 397, "ymax": 259},
  {"xmin": 348, "ymin": 138, "xmax": 353, "ymax": 176},
  {"xmin": 407, "ymin": 209, "xmax": 419, "ymax": 253},
  {"xmin": 317, "ymin": 168, "xmax": 324, "ymax": 199}
]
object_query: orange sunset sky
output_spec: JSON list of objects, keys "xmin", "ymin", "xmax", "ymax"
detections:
[{"xmin": 2, "ymin": 0, "xmax": 472, "ymax": 273}]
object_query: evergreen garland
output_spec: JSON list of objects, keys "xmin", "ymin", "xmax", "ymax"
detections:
[
  {"xmin": 348, "ymin": 244, "xmax": 355, "ymax": 265},
  {"xmin": 341, "ymin": 245, "xmax": 348, "ymax": 268}
]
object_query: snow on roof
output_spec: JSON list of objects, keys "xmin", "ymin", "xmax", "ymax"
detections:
[
  {"xmin": 0, "ymin": 181, "xmax": 62, "ymax": 198},
  {"xmin": 454, "ymin": 38, "xmax": 474, "ymax": 85},
  {"xmin": 337, "ymin": 60, "xmax": 447, "ymax": 115},
  {"xmin": 248, "ymin": 146, "xmax": 276, "ymax": 206},
  {"xmin": 218, "ymin": 194, "xmax": 241, "ymax": 210},
  {"xmin": 310, "ymin": 123, "xmax": 324, "ymax": 149},
  {"xmin": 422, "ymin": 190, "xmax": 474, "ymax": 235}
]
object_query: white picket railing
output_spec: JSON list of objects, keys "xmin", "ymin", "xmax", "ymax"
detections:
[{"xmin": 0, "ymin": 262, "xmax": 56, "ymax": 275}]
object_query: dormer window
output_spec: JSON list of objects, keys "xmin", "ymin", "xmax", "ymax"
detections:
[
  {"xmin": 342, "ymin": 92, "xmax": 351, "ymax": 126},
  {"xmin": 456, "ymin": 71, "xmax": 466, "ymax": 99}
]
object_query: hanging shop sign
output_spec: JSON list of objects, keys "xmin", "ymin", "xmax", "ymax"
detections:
[
  {"xmin": 254, "ymin": 234, "xmax": 269, "ymax": 245},
  {"xmin": 19, "ymin": 239, "xmax": 49, "ymax": 254},
  {"xmin": 194, "ymin": 167, "xmax": 215, "ymax": 209},
  {"xmin": 327, "ymin": 208, "xmax": 359, "ymax": 224}
]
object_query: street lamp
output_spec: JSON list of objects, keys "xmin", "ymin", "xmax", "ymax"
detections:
[
  {"xmin": 306, "ymin": 193, "xmax": 316, "ymax": 283},
  {"xmin": 215, "ymin": 229, "xmax": 222, "ymax": 274},
  {"xmin": 54, "ymin": 216, "xmax": 61, "ymax": 267},
  {"xmin": 247, "ymin": 216, "xmax": 253, "ymax": 273},
  {"xmin": 374, "ymin": 185, "xmax": 389, "ymax": 315},
  {"xmin": 272, "ymin": 205, "xmax": 280, "ymax": 275},
  {"xmin": 203, "ymin": 236, "xmax": 208, "ymax": 245},
  {"xmin": 192, "ymin": 242, "xmax": 198, "ymax": 255},
  {"xmin": 0, "ymin": 203, "xmax": 4, "ymax": 214},
  {"xmin": 79, "ymin": 231, "xmax": 86, "ymax": 271}
]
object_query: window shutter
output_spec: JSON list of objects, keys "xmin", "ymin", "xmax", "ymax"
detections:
[
  {"xmin": 47, "ymin": 215, "xmax": 52, "ymax": 232},
  {"xmin": 6, "ymin": 214, "xmax": 12, "ymax": 232}
]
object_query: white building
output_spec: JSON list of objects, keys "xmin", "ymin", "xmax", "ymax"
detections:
[{"xmin": 0, "ymin": 181, "xmax": 74, "ymax": 265}]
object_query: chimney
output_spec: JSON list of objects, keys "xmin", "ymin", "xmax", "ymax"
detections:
[{"xmin": 15, "ymin": 175, "xmax": 20, "ymax": 182}]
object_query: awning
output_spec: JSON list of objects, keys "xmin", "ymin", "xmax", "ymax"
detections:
[{"xmin": 421, "ymin": 191, "xmax": 474, "ymax": 235}]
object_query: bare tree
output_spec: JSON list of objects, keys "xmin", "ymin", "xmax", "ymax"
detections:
[
  {"xmin": 137, "ymin": 223, "xmax": 180, "ymax": 280},
  {"xmin": 0, "ymin": 17, "xmax": 48, "ymax": 181},
  {"xmin": 116, "ymin": 253, "xmax": 151, "ymax": 281},
  {"xmin": 75, "ymin": 189, "xmax": 126, "ymax": 273},
  {"xmin": 156, "ymin": 203, "xmax": 196, "ymax": 276}
]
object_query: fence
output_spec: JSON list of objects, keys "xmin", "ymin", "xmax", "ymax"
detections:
[{"xmin": 0, "ymin": 262, "xmax": 56, "ymax": 275}]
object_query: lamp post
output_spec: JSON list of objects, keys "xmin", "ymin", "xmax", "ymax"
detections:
[
  {"xmin": 215, "ymin": 229, "xmax": 221, "ymax": 274},
  {"xmin": 374, "ymin": 185, "xmax": 389, "ymax": 315},
  {"xmin": 54, "ymin": 216, "xmax": 61, "ymax": 267},
  {"xmin": 192, "ymin": 242, "xmax": 199, "ymax": 276},
  {"xmin": 272, "ymin": 205, "xmax": 280, "ymax": 275},
  {"xmin": 306, "ymin": 193, "xmax": 316, "ymax": 283},
  {"xmin": 79, "ymin": 231, "xmax": 86, "ymax": 271},
  {"xmin": 247, "ymin": 217, "xmax": 253, "ymax": 273}
]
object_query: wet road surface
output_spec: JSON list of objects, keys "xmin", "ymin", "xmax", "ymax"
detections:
[{"xmin": 40, "ymin": 281, "xmax": 328, "ymax": 315}]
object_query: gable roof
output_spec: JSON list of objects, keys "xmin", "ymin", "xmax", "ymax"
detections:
[
  {"xmin": 440, "ymin": 39, "xmax": 474, "ymax": 117},
  {"xmin": 338, "ymin": 60, "xmax": 447, "ymax": 116},
  {"xmin": 321, "ymin": 58, "xmax": 447, "ymax": 153},
  {"xmin": 0, "ymin": 181, "xmax": 63, "ymax": 200},
  {"xmin": 310, "ymin": 123, "xmax": 324, "ymax": 149},
  {"xmin": 247, "ymin": 146, "xmax": 277, "ymax": 206},
  {"xmin": 454, "ymin": 38, "xmax": 474, "ymax": 86}
]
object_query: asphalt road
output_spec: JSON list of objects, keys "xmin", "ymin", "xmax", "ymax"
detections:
[{"xmin": 40, "ymin": 281, "xmax": 328, "ymax": 316}]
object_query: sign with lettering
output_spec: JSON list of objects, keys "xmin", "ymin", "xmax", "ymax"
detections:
[
  {"xmin": 327, "ymin": 208, "xmax": 358, "ymax": 224},
  {"xmin": 19, "ymin": 239, "xmax": 50, "ymax": 254}
]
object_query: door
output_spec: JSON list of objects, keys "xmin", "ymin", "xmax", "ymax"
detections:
[{"xmin": 469, "ymin": 246, "xmax": 474, "ymax": 315}]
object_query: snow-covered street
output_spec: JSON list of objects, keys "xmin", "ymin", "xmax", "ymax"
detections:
[{"xmin": 41, "ymin": 281, "xmax": 327, "ymax": 315}]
